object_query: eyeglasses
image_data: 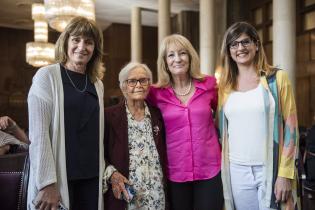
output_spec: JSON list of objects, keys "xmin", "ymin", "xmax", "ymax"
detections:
[
  {"xmin": 124, "ymin": 78, "xmax": 150, "ymax": 87},
  {"xmin": 229, "ymin": 38, "xmax": 254, "ymax": 49}
]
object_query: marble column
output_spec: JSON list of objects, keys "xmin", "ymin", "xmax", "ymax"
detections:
[
  {"xmin": 273, "ymin": 0, "xmax": 296, "ymax": 92},
  {"xmin": 158, "ymin": 0, "xmax": 171, "ymax": 46},
  {"xmin": 131, "ymin": 6, "xmax": 142, "ymax": 62},
  {"xmin": 200, "ymin": 0, "xmax": 216, "ymax": 75}
]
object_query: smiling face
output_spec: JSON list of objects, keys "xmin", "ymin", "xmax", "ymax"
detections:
[
  {"xmin": 165, "ymin": 44, "xmax": 190, "ymax": 77},
  {"xmin": 229, "ymin": 33, "xmax": 257, "ymax": 67},
  {"xmin": 66, "ymin": 35, "xmax": 95, "ymax": 67},
  {"xmin": 122, "ymin": 67, "xmax": 151, "ymax": 102}
]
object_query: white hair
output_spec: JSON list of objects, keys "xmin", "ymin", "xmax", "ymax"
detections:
[{"xmin": 118, "ymin": 62, "xmax": 153, "ymax": 89}]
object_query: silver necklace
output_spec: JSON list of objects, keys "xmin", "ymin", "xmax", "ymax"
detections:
[
  {"xmin": 172, "ymin": 79, "xmax": 192, "ymax": 96},
  {"xmin": 65, "ymin": 69, "xmax": 88, "ymax": 93}
]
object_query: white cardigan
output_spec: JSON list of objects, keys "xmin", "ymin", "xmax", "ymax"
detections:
[{"xmin": 27, "ymin": 63, "xmax": 105, "ymax": 210}]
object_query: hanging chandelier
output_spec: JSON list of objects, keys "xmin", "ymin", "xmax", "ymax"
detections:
[
  {"xmin": 26, "ymin": 42, "xmax": 55, "ymax": 67},
  {"xmin": 44, "ymin": 0, "xmax": 95, "ymax": 32},
  {"xmin": 26, "ymin": 3, "xmax": 55, "ymax": 67},
  {"xmin": 34, "ymin": 20, "xmax": 48, "ymax": 42}
]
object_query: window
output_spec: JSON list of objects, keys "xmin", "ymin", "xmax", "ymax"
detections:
[
  {"xmin": 257, "ymin": 29, "xmax": 263, "ymax": 42},
  {"xmin": 304, "ymin": 11, "xmax": 315, "ymax": 30},
  {"xmin": 250, "ymin": 1, "xmax": 272, "ymax": 44},
  {"xmin": 298, "ymin": 0, "xmax": 315, "ymax": 32},
  {"xmin": 305, "ymin": 0, "xmax": 315, "ymax": 7},
  {"xmin": 254, "ymin": 8, "xmax": 263, "ymax": 25}
]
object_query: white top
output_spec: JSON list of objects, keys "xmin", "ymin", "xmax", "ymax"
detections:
[
  {"xmin": 0, "ymin": 130, "xmax": 27, "ymax": 148},
  {"xmin": 224, "ymin": 84, "xmax": 266, "ymax": 165},
  {"xmin": 27, "ymin": 64, "xmax": 105, "ymax": 210}
]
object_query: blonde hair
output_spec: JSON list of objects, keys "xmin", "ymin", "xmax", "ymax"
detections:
[
  {"xmin": 55, "ymin": 17, "xmax": 105, "ymax": 82},
  {"xmin": 156, "ymin": 34, "xmax": 204, "ymax": 87},
  {"xmin": 219, "ymin": 22, "xmax": 273, "ymax": 92}
]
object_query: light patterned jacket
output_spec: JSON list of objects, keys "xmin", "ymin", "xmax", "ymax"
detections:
[
  {"xmin": 27, "ymin": 64, "xmax": 105, "ymax": 210},
  {"xmin": 218, "ymin": 69, "xmax": 301, "ymax": 210}
]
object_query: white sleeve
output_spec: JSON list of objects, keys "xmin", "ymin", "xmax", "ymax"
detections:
[
  {"xmin": 28, "ymin": 94, "xmax": 57, "ymax": 190},
  {"xmin": 0, "ymin": 130, "xmax": 22, "ymax": 146},
  {"xmin": 102, "ymin": 165, "xmax": 117, "ymax": 193}
]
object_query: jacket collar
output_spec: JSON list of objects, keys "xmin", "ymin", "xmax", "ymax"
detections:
[
  {"xmin": 111, "ymin": 100, "xmax": 162, "ymax": 150},
  {"xmin": 194, "ymin": 78, "xmax": 208, "ymax": 90}
]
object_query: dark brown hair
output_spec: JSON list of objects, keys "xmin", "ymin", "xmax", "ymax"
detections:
[{"xmin": 219, "ymin": 21, "xmax": 272, "ymax": 91}]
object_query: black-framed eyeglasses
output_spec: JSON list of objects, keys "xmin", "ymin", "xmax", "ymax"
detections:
[
  {"xmin": 229, "ymin": 38, "xmax": 254, "ymax": 50},
  {"xmin": 124, "ymin": 78, "xmax": 150, "ymax": 87}
]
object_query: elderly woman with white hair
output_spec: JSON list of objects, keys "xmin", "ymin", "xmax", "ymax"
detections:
[{"xmin": 103, "ymin": 62, "xmax": 168, "ymax": 210}]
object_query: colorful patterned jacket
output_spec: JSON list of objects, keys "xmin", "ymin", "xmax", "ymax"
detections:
[{"xmin": 218, "ymin": 69, "xmax": 301, "ymax": 210}]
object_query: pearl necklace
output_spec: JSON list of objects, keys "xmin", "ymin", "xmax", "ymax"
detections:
[
  {"xmin": 172, "ymin": 79, "xmax": 192, "ymax": 96},
  {"xmin": 65, "ymin": 68, "xmax": 88, "ymax": 93}
]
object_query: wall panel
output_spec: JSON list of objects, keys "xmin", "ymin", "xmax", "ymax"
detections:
[{"xmin": 102, "ymin": 23, "xmax": 157, "ymax": 106}]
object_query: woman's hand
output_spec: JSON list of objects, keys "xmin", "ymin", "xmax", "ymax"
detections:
[
  {"xmin": 0, "ymin": 116, "xmax": 15, "ymax": 131},
  {"xmin": 274, "ymin": 176, "xmax": 292, "ymax": 203},
  {"xmin": 33, "ymin": 183, "xmax": 60, "ymax": 210},
  {"xmin": 110, "ymin": 171, "xmax": 131, "ymax": 201},
  {"xmin": 0, "ymin": 116, "xmax": 29, "ymax": 144}
]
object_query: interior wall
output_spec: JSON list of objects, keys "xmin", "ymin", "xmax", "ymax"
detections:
[
  {"xmin": 0, "ymin": 27, "xmax": 58, "ymax": 130},
  {"xmin": 296, "ymin": 30, "xmax": 315, "ymax": 127},
  {"xmin": 176, "ymin": 11, "xmax": 199, "ymax": 52},
  {"xmin": 0, "ymin": 23, "xmax": 158, "ymax": 129},
  {"xmin": 102, "ymin": 23, "xmax": 158, "ymax": 107},
  {"xmin": 174, "ymin": 1, "xmax": 227, "ymax": 69}
]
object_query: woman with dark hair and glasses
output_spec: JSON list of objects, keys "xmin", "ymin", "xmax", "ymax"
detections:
[
  {"xmin": 103, "ymin": 62, "xmax": 168, "ymax": 210},
  {"xmin": 218, "ymin": 21, "xmax": 300, "ymax": 210}
]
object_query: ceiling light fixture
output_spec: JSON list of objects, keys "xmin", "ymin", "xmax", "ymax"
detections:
[
  {"xmin": 26, "ymin": 3, "xmax": 55, "ymax": 67},
  {"xmin": 44, "ymin": 0, "xmax": 95, "ymax": 32}
]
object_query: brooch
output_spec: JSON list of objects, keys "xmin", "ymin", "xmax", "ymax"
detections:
[{"xmin": 153, "ymin": 125, "xmax": 160, "ymax": 136}]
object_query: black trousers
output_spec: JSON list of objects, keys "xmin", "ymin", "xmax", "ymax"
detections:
[
  {"xmin": 68, "ymin": 177, "xmax": 99, "ymax": 210},
  {"xmin": 168, "ymin": 172, "xmax": 224, "ymax": 210}
]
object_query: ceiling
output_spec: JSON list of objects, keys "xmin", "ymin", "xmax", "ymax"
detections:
[{"xmin": 0, "ymin": 0, "xmax": 199, "ymax": 31}]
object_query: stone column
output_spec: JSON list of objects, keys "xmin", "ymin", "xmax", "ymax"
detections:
[
  {"xmin": 158, "ymin": 0, "xmax": 171, "ymax": 46},
  {"xmin": 200, "ymin": 0, "xmax": 216, "ymax": 75},
  {"xmin": 273, "ymin": 0, "xmax": 296, "ymax": 92},
  {"xmin": 131, "ymin": 6, "xmax": 142, "ymax": 62}
]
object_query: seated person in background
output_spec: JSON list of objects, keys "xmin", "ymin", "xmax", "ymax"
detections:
[{"xmin": 0, "ymin": 116, "xmax": 29, "ymax": 155}]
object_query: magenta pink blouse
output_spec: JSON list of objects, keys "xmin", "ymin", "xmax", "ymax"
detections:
[{"xmin": 147, "ymin": 76, "xmax": 221, "ymax": 182}]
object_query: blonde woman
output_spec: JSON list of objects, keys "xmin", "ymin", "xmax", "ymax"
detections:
[{"xmin": 147, "ymin": 34, "xmax": 223, "ymax": 210}]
